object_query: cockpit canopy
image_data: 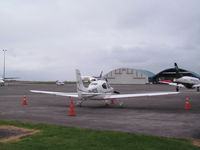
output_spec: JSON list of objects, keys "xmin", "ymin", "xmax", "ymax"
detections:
[{"xmin": 89, "ymin": 80, "xmax": 111, "ymax": 89}]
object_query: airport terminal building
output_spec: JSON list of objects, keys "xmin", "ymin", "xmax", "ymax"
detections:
[{"xmin": 103, "ymin": 68, "xmax": 154, "ymax": 84}]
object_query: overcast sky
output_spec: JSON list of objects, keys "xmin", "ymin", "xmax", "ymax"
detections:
[{"xmin": 0, "ymin": 0, "xmax": 200, "ymax": 81}]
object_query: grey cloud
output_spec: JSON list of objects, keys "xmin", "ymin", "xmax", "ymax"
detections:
[{"xmin": 0, "ymin": 0, "xmax": 199, "ymax": 80}]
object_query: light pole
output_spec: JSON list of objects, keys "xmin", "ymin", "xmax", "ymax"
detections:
[{"xmin": 2, "ymin": 49, "xmax": 7, "ymax": 79}]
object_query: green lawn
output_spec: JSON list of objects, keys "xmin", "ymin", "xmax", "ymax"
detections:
[{"xmin": 0, "ymin": 120, "xmax": 199, "ymax": 150}]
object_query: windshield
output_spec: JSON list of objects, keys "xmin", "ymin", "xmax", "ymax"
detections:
[{"xmin": 102, "ymin": 83, "xmax": 107, "ymax": 89}]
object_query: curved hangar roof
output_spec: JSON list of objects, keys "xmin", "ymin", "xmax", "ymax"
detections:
[
  {"xmin": 103, "ymin": 68, "xmax": 155, "ymax": 84},
  {"xmin": 153, "ymin": 68, "xmax": 200, "ymax": 83}
]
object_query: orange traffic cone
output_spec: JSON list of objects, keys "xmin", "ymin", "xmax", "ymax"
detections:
[
  {"xmin": 69, "ymin": 100, "xmax": 75, "ymax": 116},
  {"xmin": 22, "ymin": 95, "xmax": 27, "ymax": 105},
  {"xmin": 184, "ymin": 96, "xmax": 191, "ymax": 110},
  {"xmin": 110, "ymin": 99, "xmax": 115, "ymax": 104}
]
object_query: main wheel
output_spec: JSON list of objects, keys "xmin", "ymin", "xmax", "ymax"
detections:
[{"xmin": 176, "ymin": 87, "xmax": 179, "ymax": 92}]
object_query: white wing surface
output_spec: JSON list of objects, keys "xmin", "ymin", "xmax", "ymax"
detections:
[
  {"xmin": 30, "ymin": 90, "xmax": 179, "ymax": 100},
  {"xmin": 159, "ymin": 81, "xmax": 185, "ymax": 87},
  {"xmin": 193, "ymin": 84, "xmax": 200, "ymax": 88},
  {"xmin": 104, "ymin": 92, "xmax": 179, "ymax": 99},
  {"xmin": 30, "ymin": 90, "xmax": 79, "ymax": 97}
]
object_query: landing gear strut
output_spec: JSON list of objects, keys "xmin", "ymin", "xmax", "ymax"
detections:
[
  {"xmin": 117, "ymin": 100, "xmax": 124, "ymax": 107},
  {"xmin": 176, "ymin": 86, "xmax": 179, "ymax": 92},
  {"xmin": 76, "ymin": 100, "xmax": 84, "ymax": 107},
  {"xmin": 197, "ymin": 87, "xmax": 200, "ymax": 92}
]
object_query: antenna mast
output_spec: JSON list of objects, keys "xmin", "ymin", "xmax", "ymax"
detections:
[{"xmin": 2, "ymin": 49, "xmax": 7, "ymax": 79}]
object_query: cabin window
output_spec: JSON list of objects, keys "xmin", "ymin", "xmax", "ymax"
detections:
[{"xmin": 102, "ymin": 83, "xmax": 107, "ymax": 89}]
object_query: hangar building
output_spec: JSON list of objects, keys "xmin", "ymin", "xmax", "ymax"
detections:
[
  {"xmin": 152, "ymin": 68, "xmax": 200, "ymax": 83},
  {"xmin": 103, "ymin": 68, "xmax": 155, "ymax": 84}
]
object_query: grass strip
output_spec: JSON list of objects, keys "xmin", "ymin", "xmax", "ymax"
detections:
[{"xmin": 0, "ymin": 120, "xmax": 199, "ymax": 150}]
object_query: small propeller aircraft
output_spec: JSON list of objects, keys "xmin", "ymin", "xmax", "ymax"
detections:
[
  {"xmin": 0, "ymin": 76, "xmax": 18, "ymax": 86},
  {"xmin": 31, "ymin": 69, "xmax": 179, "ymax": 106},
  {"xmin": 0, "ymin": 49, "xmax": 18, "ymax": 86},
  {"xmin": 159, "ymin": 63, "xmax": 200, "ymax": 92},
  {"xmin": 0, "ymin": 77, "xmax": 5, "ymax": 86},
  {"xmin": 56, "ymin": 80, "xmax": 65, "ymax": 86}
]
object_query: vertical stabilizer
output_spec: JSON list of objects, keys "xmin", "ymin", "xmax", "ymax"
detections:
[
  {"xmin": 174, "ymin": 63, "xmax": 183, "ymax": 78},
  {"xmin": 76, "ymin": 69, "xmax": 87, "ymax": 92}
]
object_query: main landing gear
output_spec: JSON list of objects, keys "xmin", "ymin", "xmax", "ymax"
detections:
[
  {"xmin": 104, "ymin": 99, "xmax": 124, "ymax": 107},
  {"xmin": 176, "ymin": 86, "xmax": 179, "ymax": 92},
  {"xmin": 75, "ymin": 100, "xmax": 84, "ymax": 107}
]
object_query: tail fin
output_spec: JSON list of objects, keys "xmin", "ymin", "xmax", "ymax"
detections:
[
  {"xmin": 76, "ymin": 69, "xmax": 87, "ymax": 92},
  {"xmin": 174, "ymin": 63, "xmax": 183, "ymax": 78}
]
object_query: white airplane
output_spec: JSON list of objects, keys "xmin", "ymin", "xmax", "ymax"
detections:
[
  {"xmin": 159, "ymin": 63, "xmax": 200, "ymax": 92},
  {"xmin": 31, "ymin": 69, "xmax": 179, "ymax": 106},
  {"xmin": 56, "ymin": 80, "xmax": 65, "ymax": 85},
  {"xmin": 0, "ymin": 76, "xmax": 19, "ymax": 86},
  {"xmin": 0, "ymin": 49, "xmax": 18, "ymax": 86},
  {"xmin": 81, "ymin": 71, "xmax": 103, "ymax": 82},
  {"xmin": 0, "ymin": 77, "xmax": 5, "ymax": 86}
]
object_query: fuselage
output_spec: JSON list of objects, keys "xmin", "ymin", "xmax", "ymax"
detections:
[
  {"xmin": 175, "ymin": 76, "xmax": 200, "ymax": 89},
  {"xmin": 79, "ymin": 80, "xmax": 114, "ymax": 100}
]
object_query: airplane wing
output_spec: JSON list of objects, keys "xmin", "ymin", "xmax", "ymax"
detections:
[
  {"xmin": 30, "ymin": 90, "xmax": 179, "ymax": 100},
  {"xmin": 159, "ymin": 81, "xmax": 185, "ymax": 87},
  {"xmin": 30, "ymin": 90, "xmax": 79, "ymax": 97},
  {"xmin": 104, "ymin": 92, "xmax": 179, "ymax": 99}
]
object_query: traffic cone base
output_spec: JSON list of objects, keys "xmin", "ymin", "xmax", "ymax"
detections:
[{"xmin": 184, "ymin": 104, "xmax": 191, "ymax": 110}]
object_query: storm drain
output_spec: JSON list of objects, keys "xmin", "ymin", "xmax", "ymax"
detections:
[{"xmin": 0, "ymin": 126, "xmax": 40, "ymax": 142}]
